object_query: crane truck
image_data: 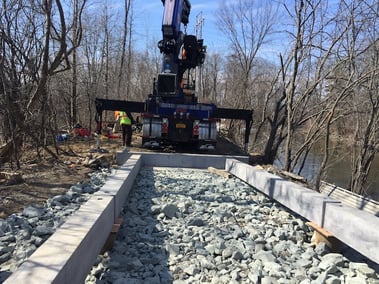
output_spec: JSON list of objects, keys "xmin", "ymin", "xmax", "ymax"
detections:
[{"xmin": 95, "ymin": 0, "xmax": 253, "ymax": 151}]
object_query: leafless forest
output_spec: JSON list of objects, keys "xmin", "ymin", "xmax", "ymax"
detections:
[{"xmin": 1, "ymin": 0, "xmax": 379, "ymax": 196}]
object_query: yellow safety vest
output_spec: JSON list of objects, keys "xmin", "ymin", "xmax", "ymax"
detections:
[{"xmin": 119, "ymin": 112, "xmax": 131, "ymax": 125}]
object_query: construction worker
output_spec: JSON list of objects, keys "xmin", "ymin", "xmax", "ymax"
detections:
[{"xmin": 117, "ymin": 111, "xmax": 132, "ymax": 146}]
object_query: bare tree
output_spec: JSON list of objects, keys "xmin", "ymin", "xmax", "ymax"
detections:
[
  {"xmin": 350, "ymin": 67, "xmax": 379, "ymax": 195},
  {"xmin": 217, "ymin": 0, "xmax": 276, "ymax": 145},
  {"xmin": 27, "ymin": 0, "xmax": 85, "ymax": 111},
  {"xmin": 218, "ymin": 0, "xmax": 276, "ymax": 109},
  {"xmin": 201, "ymin": 53, "xmax": 223, "ymax": 104},
  {"xmin": 289, "ymin": 0, "xmax": 379, "ymax": 193},
  {"xmin": 346, "ymin": 0, "xmax": 379, "ymax": 195},
  {"xmin": 0, "ymin": 0, "xmax": 45, "ymax": 166},
  {"xmin": 0, "ymin": 0, "xmax": 86, "ymax": 166},
  {"xmin": 261, "ymin": 0, "xmax": 351, "ymax": 182},
  {"xmin": 70, "ymin": 0, "xmax": 85, "ymax": 128},
  {"xmin": 80, "ymin": 10, "xmax": 104, "ymax": 132},
  {"xmin": 116, "ymin": 0, "xmax": 133, "ymax": 99},
  {"xmin": 280, "ymin": 0, "xmax": 337, "ymax": 171}
]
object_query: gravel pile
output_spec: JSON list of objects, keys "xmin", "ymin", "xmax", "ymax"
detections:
[
  {"xmin": 0, "ymin": 168, "xmax": 111, "ymax": 282},
  {"xmin": 86, "ymin": 167, "xmax": 379, "ymax": 284}
]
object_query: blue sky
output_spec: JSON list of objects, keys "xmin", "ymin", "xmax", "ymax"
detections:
[
  {"xmin": 129, "ymin": 0, "xmax": 291, "ymax": 62},
  {"xmin": 105, "ymin": 0, "xmax": 346, "ymax": 62},
  {"xmin": 132, "ymin": 1, "xmax": 228, "ymax": 53}
]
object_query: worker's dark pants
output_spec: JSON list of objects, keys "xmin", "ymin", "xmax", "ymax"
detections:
[{"xmin": 121, "ymin": 124, "xmax": 132, "ymax": 146}]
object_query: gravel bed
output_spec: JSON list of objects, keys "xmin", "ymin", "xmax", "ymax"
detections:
[
  {"xmin": 86, "ymin": 167, "xmax": 379, "ymax": 284},
  {"xmin": 0, "ymin": 168, "xmax": 112, "ymax": 283}
]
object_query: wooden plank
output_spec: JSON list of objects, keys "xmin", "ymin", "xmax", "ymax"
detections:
[
  {"xmin": 280, "ymin": 170, "xmax": 307, "ymax": 183},
  {"xmin": 306, "ymin": 221, "xmax": 342, "ymax": 252},
  {"xmin": 208, "ymin": 166, "xmax": 232, "ymax": 178},
  {"xmin": 101, "ymin": 217, "xmax": 123, "ymax": 254},
  {"xmin": 307, "ymin": 221, "xmax": 333, "ymax": 237}
]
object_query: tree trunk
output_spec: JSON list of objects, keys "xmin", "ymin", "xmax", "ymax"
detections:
[{"xmin": 71, "ymin": 0, "xmax": 78, "ymax": 127}]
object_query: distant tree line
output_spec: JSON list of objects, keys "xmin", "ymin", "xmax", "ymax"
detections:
[{"xmin": 1, "ymin": 0, "xmax": 378, "ymax": 196}]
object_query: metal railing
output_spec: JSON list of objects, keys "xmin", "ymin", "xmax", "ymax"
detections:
[{"xmin": 320, "ymin": 181, "xmax": 379, "ymax": 216}]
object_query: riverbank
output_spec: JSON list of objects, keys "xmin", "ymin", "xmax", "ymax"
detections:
[{"xmin": 273, "ymin": 150, "xmax": 379, "ymax": 202}]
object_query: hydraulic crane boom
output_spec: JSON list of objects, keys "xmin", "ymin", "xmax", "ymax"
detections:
[
  {"xmin": 94, "ymin": 0, "xmax": 253, "ymax": 152},
  {"xmin": 155, "ymin": 0, "xmax": 206, "ymax": 102},
  {"xmin": 161, "ymin": 0, "xmax": 190, "ymax": 38}
]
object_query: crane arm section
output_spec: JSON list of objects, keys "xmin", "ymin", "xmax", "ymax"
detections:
[
  {"xmin": 161, "ymin": 0, "xmax": 190, "ymax": 40},
  {"xmin": 157, "ymin": 0, "xmax": 206, "ymax": 99}
]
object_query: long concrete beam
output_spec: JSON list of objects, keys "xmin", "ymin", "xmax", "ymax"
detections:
[
  {"xmin": 4, "ymin": 154, "xmax": 142, "ymax": 284},
  {"xmin": 4, "ymin": 196, "xmax": 115, "ymax": 284},
  {"xmin": 116, "ymin": 151, "xmax": 249, "ymax": 168},
  {"xmin": 225, "ymin": 158, "xmax": 379, "ymax": 264},
  {"xmin": 94, "ymin": 154, "xmax": 142, "ymax": 216}
]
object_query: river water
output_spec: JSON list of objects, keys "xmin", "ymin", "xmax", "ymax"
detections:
[{"xmin": 274, "ymin": 151, "xmax": 379, "ymax": 202}]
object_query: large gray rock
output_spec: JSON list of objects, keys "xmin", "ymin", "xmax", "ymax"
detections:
[
  {"xmin": 319, "ymin": 253, "xmax": 345, "ymax": 270},
  {"xmin": 22, "ymin": 206, "xmax": 46, "ymax": 218},
  {"xmin": 162, "ymin": 204, "xmax": 178, "ymax": 219}
]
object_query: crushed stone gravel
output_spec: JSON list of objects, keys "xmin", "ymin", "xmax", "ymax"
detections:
[{"xmin": 85, "ymin": 167, "xmax": 379, "ymax": 284}]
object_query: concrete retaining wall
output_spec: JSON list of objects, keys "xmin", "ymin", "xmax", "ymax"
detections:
[{"xmin": 225, "ymin": 158, "xmax": 379, "ymax": 264}]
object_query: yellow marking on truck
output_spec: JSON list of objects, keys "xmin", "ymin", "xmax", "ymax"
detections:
[{"xmin": 176, "ymin": 123, "xmax": 186, "ymax": 129}]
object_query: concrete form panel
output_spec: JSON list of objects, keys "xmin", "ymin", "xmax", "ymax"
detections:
[
  {"xmin": 226, "ymin": 158, "xmax": 379, "ymax": 263},
  {"xmin": 95, "ymin": 154, "xmax": 142, "ymax": 218},
  {"xmin": 322, "ymin": 202, "xmax": 379, "ymax": 264},
  {"xmin": 115, "ymin": 150, "xmax": 130, "ymax": 165},
  {"xmin": 5, "ymin": 196, "xmax": 114, "ymax": 284},
  {"xmin": 140, "ymin": 152, "xmax": 249, "ymax": 169},
  {"xmin": 226, "ymin": 159, "xmax": 336, "ymax": 224}
]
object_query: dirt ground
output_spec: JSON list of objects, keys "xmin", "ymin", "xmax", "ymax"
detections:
[{"xmin": 0, "ymin": 133, "xmax": 248, "ymax": 219}]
